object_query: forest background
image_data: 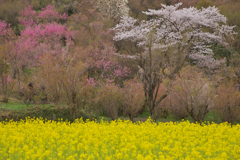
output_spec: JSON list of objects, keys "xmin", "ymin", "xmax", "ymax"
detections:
[{"xmin": 0, "ymin": 0, "xmax": 240, "ymax": 124}]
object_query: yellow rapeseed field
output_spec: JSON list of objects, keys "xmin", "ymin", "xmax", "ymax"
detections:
[{"xmin": 0, "ymin": 118, "xmax": 240, "ymax": 160}]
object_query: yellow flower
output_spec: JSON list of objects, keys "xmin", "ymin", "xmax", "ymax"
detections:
[
  {"xmin": 0, "ymin": 118, "xmax": 239, "ymax": 159},
  {"xmin": 144, "ymin": 155, "xmax": 153, "ymax": 160},
  {"xmin": 66, "ymin": 155, "xmax": 75, "ymax": 160},
  {"xmin": 136, "ymin": 154, "xmax": 144, "ymax": 160}
]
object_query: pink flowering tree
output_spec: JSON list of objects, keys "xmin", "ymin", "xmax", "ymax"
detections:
[
  {"xmin": 112, "ymin": 3, "xmax": 235, "ymax": 119},
  {"xmin": 67, "ymin": 9, "xmax": 131, "ymax": 83},
  {"xmin": 92, "ymin": 44, "xmax": 131, "ymax": 80},
  {"xmin": 18, "ymin": 6, "xmax": 37, "ymax": 27},
  {"xmin": 18, "ymin": 5, "xmax": 68, "ymax": 26},
  {"xmin": 7, "ymin": 5, "xmax": 72, "ymax": 92},
  {"xmin": 37, "ymin": 5, "xmax": 68, "ymax": 23},
  {"xmin": 70, "ymin": 13, "xmax": 131, "ymax": 82},
  {"xmin": 0, "ymin": 20, "xmax": 15, "ymax": 44}
]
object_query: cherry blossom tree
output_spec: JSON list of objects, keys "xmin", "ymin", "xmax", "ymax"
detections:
[
  {"xmin": 92, "ymin": 45, "xmax": 131, "ymax": 80},
  {"xmin": 112, "ymin": 3, "xmax": 235, "ymax": 119},
  {"xmin": 89, "ymin": 0, "xmax": 130, "ymax": 20}
]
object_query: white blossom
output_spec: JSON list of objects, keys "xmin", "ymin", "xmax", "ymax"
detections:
[
  {"xmin": 90, "ymin": 0, "xmax": 130, "ymax": 19},
  {"xmin": 112, "ymin": 3, "xmax": 235, "ymax": 70}
]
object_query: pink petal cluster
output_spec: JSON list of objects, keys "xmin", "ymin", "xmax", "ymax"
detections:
[
  {"xmin": 19, "ymin": 5, "xmax": 68, "ymax": 26},
  {"xmin": 19, "ymin": 6, "xmax": 37, "ymax": 26},
  {"xmin": 0, "ymin": 20, "xmax": 7, "ymax": 36},
  {"xmin": 7, "ymin": 75, "xmax": 11, "ymax": 83}
]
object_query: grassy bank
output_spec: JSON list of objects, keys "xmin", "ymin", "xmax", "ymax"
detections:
[{"xmin": 1, "ymin": 97, "xmax": 239, "ymax": 125}]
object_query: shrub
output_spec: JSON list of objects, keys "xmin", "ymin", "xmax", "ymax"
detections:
[
  {"xmin": 213, "ymin": 80, "xmax": 240, "ymax": 125},
  {"xmin": 170, "ymin": 66, "xmax": 214, "ymax": 123},
  {"xmin": 159, "ymin": 94, "xmax": 189, "ymax": 120},
  {"xmin": 160, "ymin": 79, "xmax": 190, "ymax": 120},
  {"xmin": 94, "ymin": 82, "xmax": 123, "ymax": 120},
  {"xmin": 74, "ymin": 77, "xmax": 99, "ymax": 116},
  {"xmin": 122, "ymin": 77, "xmax": 145, "ymax": 122}
]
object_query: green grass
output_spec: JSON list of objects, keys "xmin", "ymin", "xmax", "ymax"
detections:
[
  {"xmin": 0, "ymin": 102, "xmax": 54, "ymax": 111},
  {"xmin": 0, "ymin": 98, "xmax": 239, "ymax": 125},
  {"xmin": 0, "ymin": 95, "xmax": 57, "ymax": 111},
  {"xmin": 0, "ymin": 97, "xmax": 24, "ymax": 110},
  {"xmin": 155, "ymin": 111, "xmax": 223, "ymax": 124},
  {"xmin": 137, "ymin": 110, "xmax": 150, "ymax": 118},
  {"xmin": 0, "ymin": 103, "xmax": 28, "ymax": 110},
  {"xmin": 95, "ymin": 110, "xmax": 240, "ymax": 124},
  {"xmin": 96, "ymin": 116, "xmax": 112, "ymax": 122}
]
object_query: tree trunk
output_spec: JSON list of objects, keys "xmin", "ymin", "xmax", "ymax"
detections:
[
  {"xmin": 147, "ymin": 93, "xmax": 168, "ymax": 120},
  {"xmin": 129, "ymin": 114, "xmax": 134, "ymax": 122},
  {"xmin": 1, "ymin": 76, "xmax": 8, "ymax": 103},
  {"xmin": 17, "ymin": 69, "xmax": 21, "ymax": 94}
]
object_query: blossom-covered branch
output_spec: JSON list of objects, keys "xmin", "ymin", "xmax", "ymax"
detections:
[
  {"xmin": 113, "ymin": 3, "xmax": 235, "ymax": 70},
  {"xmin": 112, "ymin": 3, "xmax": 235, "ymax": 119}
]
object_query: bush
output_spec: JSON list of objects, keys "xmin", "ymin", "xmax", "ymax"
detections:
[
  {"xmin": 170, "ymin": 66, "xmax": 214, "ymax": 123},
  {"xmin": 94, "ymin": 82, "xmax": 123, "ymax": 120},
  {"xmin": 159, "ymin": 94, "xmax": 188, "ymax": 120},
  {"xmin": 213, "ymin": 80, "xmax": 240, "ymax": 125},
  {"xmin": 74, "ymin": 77, "xmax": 100, "ymax": 116},
  {"xmin": 122, "ymin": 77, "xmax": 145, "ymax": 121}
]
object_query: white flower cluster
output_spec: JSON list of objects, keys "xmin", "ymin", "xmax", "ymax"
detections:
[
  {"xmin": 113, "ymin": 3, "xmax": 235, "ymax": 70},
  {"xmin": 90, "ymin": 0, "xmax": 130, "ymax": 19}
]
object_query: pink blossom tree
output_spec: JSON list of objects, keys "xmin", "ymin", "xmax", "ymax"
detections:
[
  {"xmin": 7, "ymin": 5, "xmax": 72, "ymax": 92},
  {"xmin": 18, "ymin": 6, "xmax": 37, "ymax": 27},
  {"xmin": 37, "ymin": 5, "xmax": 68, "ymax": 23},
  {"xmin": 92, "ymin": 44, "xmax": 131, "ymax": 80},
  {"xmin": 0, "ymin": 20, "xmax": 15, "ymax": 44},
  {"xmin": 18, "ymin": 5, "xmax": 68, "ymax": 26},
  {"xmin": 112, "ymin": 3, "xmax": 235, "ymax": 119},
  {"xmin": 69, "ymin": 10, "xmax": 131, "ymax": 82}
]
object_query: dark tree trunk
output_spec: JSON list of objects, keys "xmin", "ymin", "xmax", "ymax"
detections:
[{"xmin": 129, "ymin": 114, "xmax": 134, "ymax": 122}]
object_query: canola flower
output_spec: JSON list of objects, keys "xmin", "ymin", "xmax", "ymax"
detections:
[{"xmin": 0, "ymin": 118, "xmax": 240, "ymax": 160}]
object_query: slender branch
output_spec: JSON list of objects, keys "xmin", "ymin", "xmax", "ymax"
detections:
[{"xmin": 155, "ymin": 93, "xmax": 168, "ymax": 107}]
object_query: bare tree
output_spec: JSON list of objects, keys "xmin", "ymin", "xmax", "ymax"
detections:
[{"xmin": 171, "ymin": 66, "xmax": 213, "ymax": 123}]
